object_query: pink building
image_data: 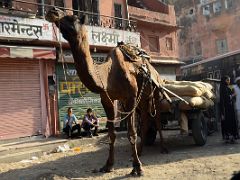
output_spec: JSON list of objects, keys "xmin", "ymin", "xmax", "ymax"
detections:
[
  {"xmin": 0, "ymin": 0, "xmax": 140, "ymax": 139},
  {"xmin": 174, "ymin": 0, "xmax": 240, "ymax": 64}
]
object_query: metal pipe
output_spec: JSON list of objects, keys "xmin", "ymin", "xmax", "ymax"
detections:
[
  {"xmin": 37, "ymin": 0, "xmax": 44, "ymax": 17},
  {"xmin": 125, "ymin": 0, "xmax": 131, "ymax": 28},
  {"xmin": 125, "ymin": 0, "xmax": 130, "ymax": 20}
]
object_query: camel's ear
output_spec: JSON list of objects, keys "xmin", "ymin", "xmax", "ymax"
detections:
[{"xmin": 80, "ymin": 15, "xmax": 86, "ymax": 24}]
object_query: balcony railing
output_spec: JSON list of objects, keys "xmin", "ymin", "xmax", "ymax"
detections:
[
  {"xmin": 0, "ymin": 0, "xmax": 137, "ymax": 32},
  {"xmin": 82, "ymin": 13, "xmax": 137, "ymax": 32}
]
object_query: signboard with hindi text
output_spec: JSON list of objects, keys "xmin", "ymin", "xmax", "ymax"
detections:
[
  {"xmin": 56, "ymin": 63, "xmax": 106, "ymax": 131},
  {"xmin": 55, "ymin": 25, "xmax": 141, "ymax": 47},
  {"xmin": 88, "ymin": 26, "xmax": 141, "ymax": 47},
  {"xmin": 59, "ymin": 50, "xmax": 107, "ymax": 64},
  {"xmin": 0, "ymin": 15, "xmax": 53, "ymax": 40}
]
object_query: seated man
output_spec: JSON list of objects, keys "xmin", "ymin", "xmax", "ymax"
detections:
[
  {"xmin": 82, "ymin": 108, "xmax": 99, "ymax": 137},
  {"xmin": 63, "ymin": 107, "xmax": 81, "ymax": 138}
]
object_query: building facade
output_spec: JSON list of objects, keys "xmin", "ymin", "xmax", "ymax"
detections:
[
  {"xmin": 173, "ymin": 0, "xmax": 240, "ymax": 80},
  {"xmin": 0, "ymin": 0, "xmax": 141, "ymax": 139},
  {"xmin": 54, "ymin": 0, "xmax": 141, "ymax": 130},
  {"xmin": 128, "ymin": 0, "xmax": 182, "ymax": 80},
  {"xmin": 0, "ymin": 0, "xmax": 58, "ymax": 139},
  {"xmin": 0, "ymin": 0, "xmax": 180, "ymax": 139}
]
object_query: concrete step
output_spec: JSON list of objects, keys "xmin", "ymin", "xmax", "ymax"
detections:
[
  {"xmin": 0, "ymin": 136, "xmax": 105, "ymax": 163},
  {"xmin": 0, "ymin": 149, "xmax": 43, "ymax": 163},
  {"xmin": 0, "ymin": 139, "xmax": 68, "ymax": 157},
  {"xmin": 0, "ymin": 135, "xmax": 45, "ymax": 145},
  {"xmin": 0, "ymin": 131, "xmax": 127, "ymax": 163}
]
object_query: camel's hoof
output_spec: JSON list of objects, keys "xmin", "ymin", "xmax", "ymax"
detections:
[
  {"xmin": 99, "ymin": 165, "xmax": 113, "ymax": 173},
  {"xmin": 130, "ymin": 168, "xmax": 144, "ymax": 176},
  {"xmin": 161, "ymin": 147, "xmax": 169, "ymax": 154}
]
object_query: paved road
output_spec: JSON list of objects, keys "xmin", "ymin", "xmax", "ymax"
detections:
[{"xmin": 0, "ymin": 131, "xmax": 239, "ymax": 180}]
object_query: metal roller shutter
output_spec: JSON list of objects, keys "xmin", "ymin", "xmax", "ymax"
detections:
[{"xmin": 0, "ymin": 59, "xmax": 41, "ymax": 139}]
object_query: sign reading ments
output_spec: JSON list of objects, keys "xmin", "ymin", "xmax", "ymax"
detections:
[
  {"xmin": 56, "ymin": 25, "xmax": 141, "ymax": 47},
  {"xmin": 0, "ymin": 15, "xmax": 53, "ymax": 40}
]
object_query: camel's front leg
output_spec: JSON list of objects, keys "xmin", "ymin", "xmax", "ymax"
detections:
[
  {"xmin": 99, "ymin": 94, "xmax": 116, "ymax": 173},
  {"xmin": 126, "ymin": 98, "xmax": 144, "ymax": 176}
]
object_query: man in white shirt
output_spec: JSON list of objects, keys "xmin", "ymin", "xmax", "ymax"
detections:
[
  {"xmin": 63, "ymin": 107, "xmax": 81, "ymax": 138},
  {"xmin": 82, "ymin": 108, "xmax": 99, "ymax": 137}
]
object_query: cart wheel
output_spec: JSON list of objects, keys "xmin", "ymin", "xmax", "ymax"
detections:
[
  {"xmin": 192, "ymin": 111, "xmax": 208, "ymax": 146},
  {"xmin": 145, "ymin": 126, "xmax": 157, "ymax": 146}
]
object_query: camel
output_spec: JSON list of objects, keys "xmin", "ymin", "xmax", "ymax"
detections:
[{"xmin": 46, "ymin": 8, "xmax": 167, "ymax": 176}]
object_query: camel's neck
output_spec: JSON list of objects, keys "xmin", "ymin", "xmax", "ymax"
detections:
[{"xmin": 68, "ymin": 32, "xmax": 103, "ymax": 93}]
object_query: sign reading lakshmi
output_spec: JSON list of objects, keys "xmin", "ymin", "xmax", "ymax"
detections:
[
  {"xmin": 56, "ymin": 25, "xmax": 141, "ymax": 47},
  {"xmin": 0, "ymin": 15, "xmax": 53, "ymax": 40},
  {"xmin": 89, "ymin": 26, "xmax": 141, "ymax": 47}
]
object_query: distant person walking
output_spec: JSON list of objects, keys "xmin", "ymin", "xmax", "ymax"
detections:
[
  {"xmin": 233, "ymin": 77, "xmax": 240, "ymax": 138},
  {"xmin": 220, "ymin": 76, "xmax": 238, "ymax": 143}
]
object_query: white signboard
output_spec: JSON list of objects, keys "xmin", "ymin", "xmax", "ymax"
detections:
[
  {"xmin": 56, "ymin": 25, "xmax": 141, "ymax": 47},
  {"xmin": 60, "ymin": 50, "xmax": 107, "ymax": 64},
  {"xmin": 0, "ymin": 15, "xmax": 53, "ymax": 40},
  {"xmin": 88, "ymin": 26, "xmax": 141, "ymax": 47}
]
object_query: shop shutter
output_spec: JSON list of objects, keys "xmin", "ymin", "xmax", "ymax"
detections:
[
  {"xmin": 56, "ymin": 64, "xmax": 106, "ymax": 130},
  {"xmin": 0, "ymin": 59, "xmax": 41, "ymax": 139}
]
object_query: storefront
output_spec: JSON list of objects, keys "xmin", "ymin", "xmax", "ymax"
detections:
[
  {"xmin": 0, "ymin": 45, "xmax": 56, "ymax": 139},
  {"xmin": 0, "ymin": 14, "xmax": 59, "ymax": 139},
  {"xmin": 56, "ymin": 51, "xmax": 107, "ymax": 130},
  {"xmin": 151, "ymin": 59, "xmax": 184, "ymax": 80}
]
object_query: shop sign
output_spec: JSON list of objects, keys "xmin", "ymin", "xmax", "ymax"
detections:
[
  {"xmin": 56, "ymin": 25, "xmax": 141, "ymax": 47},
  {"xmin": 57, "ymin": 64, "xmax": 106, "ymax": 130},
  {"xmin": 89, "ymin": 26, "xmax": 141, "ymax": 47},
  {"xmin": 59, "ymin": 50, "xmax": 107, "ymax": 64},
  {"xmin": 0, "ymin": 15, "xmax": 53, "ymax": 40}
]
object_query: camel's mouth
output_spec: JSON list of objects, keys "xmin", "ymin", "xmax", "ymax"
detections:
[{"xmin": 45, "ymin": 7, "xmax": 66, "ymax": 23}]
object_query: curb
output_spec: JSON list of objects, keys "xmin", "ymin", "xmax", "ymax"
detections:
[{"xmin": 0, "ymin": 131, "xmax": 127, "ymax": 163}]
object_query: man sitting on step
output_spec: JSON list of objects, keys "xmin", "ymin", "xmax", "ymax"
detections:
[
  {"xmin": 82, "ymin": 108, "xmax": 99, "ymax": 137},
  {"xmin": 63, "ymin": 107, "xmax": 81, "ymax": 138}
]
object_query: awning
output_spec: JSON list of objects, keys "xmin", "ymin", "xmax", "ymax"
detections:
[
  {"xmin": 182, "ymin": 49, "xmax": 240, "ymax": 69},
  {"xmin": 0, "ymin": 45, "xmax": 56, "ymax": 60},
  {"xmin": 130, "ymin": 16, "xmax": 181, "ymax": 31},
  {"xmin": 150, "ymin": 59, "xmax": 185, "ymax": 65}
]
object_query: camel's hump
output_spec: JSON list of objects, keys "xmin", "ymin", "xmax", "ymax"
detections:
[{"xmin": 118, "ymin": 43, "xmax": 150, "ymax": 62}]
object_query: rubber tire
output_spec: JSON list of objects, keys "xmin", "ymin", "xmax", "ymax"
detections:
[
  {"xmin": 192, "ymin": 111, "xmax": 208, "ymax": 146},
  {"xmin": 145, "ymin": 126, "xmax": 157, "ymax": 146}
]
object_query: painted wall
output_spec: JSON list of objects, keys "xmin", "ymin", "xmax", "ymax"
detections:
[
  {"xmin": 139, "ymin": 24, "xmax": 178, "ymax": 59},
  {"xmin": 100, "ymin": 0, "xmax": 127, "ymax": 19},
  {"xmin": 174, "ymin": 0, "xmax": 240, "ymax": 62}
]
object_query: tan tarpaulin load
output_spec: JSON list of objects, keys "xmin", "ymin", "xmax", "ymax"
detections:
[
  {"xmin": 164, "ymin": 80, "xmax": 214, "ymax": 97},
  {"xmin": 161, "ymin": 80, "xmax": 215, "ymax": 111},
  {"xmin": 163, "ymin": 84, "xmax": 203, "ymax": 97}
]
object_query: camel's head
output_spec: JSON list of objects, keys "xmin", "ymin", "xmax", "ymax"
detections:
[{"xmin": 46, "ymin": 7, "xmax": 86, "ymax": 41}]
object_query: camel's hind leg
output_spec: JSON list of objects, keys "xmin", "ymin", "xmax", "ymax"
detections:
[
  {"xmin": 99, "ymin": 94, "xmax": 116, "ymax": 173},
  {"xmin": 137, "ymin": 107, "xmax": 149, "ymax": 156},
  {"xmin": 125, "ymin": 98, "xmax": 144, "ymax": 176}
]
